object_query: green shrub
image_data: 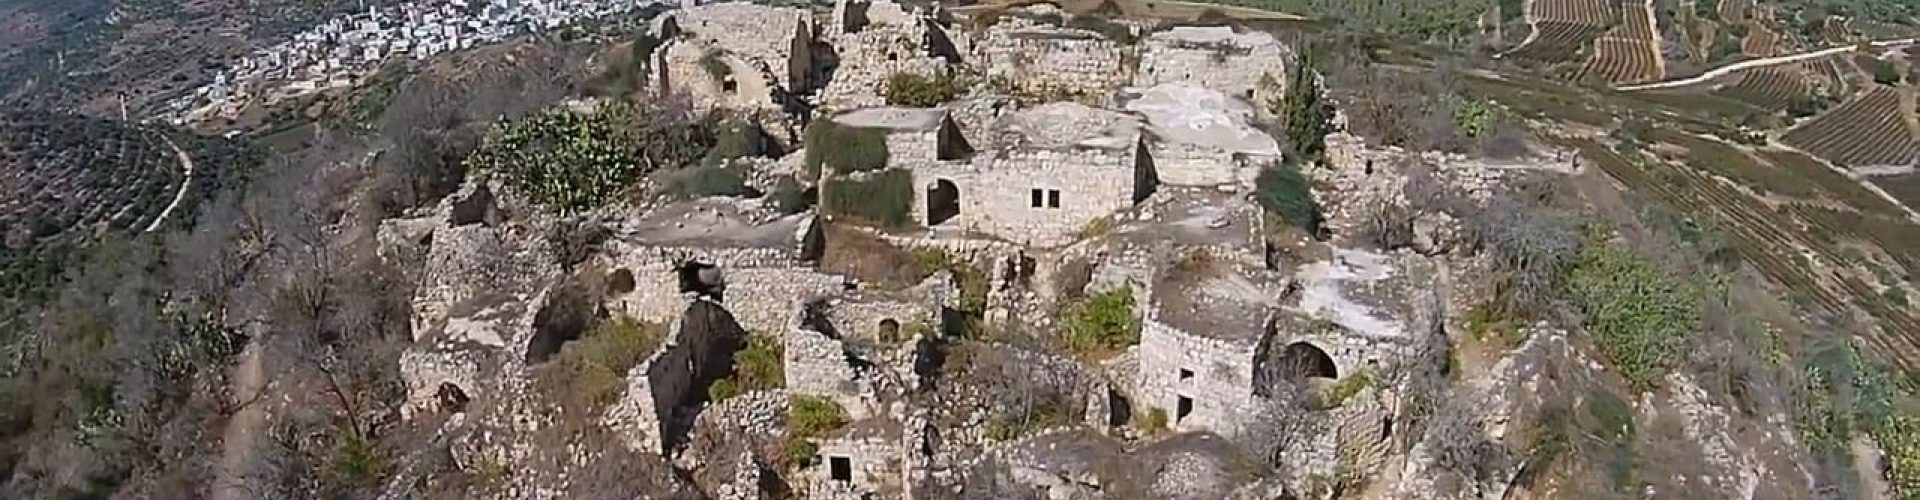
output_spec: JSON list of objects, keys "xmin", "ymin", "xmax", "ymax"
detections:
[
  {"xmin": 783, "ymin": 396, "xmax": 848, "ymax": 467},
  {"xmin": 1254, "ymin": 162, "xmax": 1325, "ymax": 237},
  {"xmin": 1565, "ymin": 240, "xmax": 1701, "ymax": 392},
  {"xmin": 469, "ymin": 103, "xmax": 705, "ymax": 213},
  {"xmin": 804, "ymin": 121, "xmax": 889, "ymax": 179},
  {"xmin": 1322, "ymin": 370, "xmax": 1375, "ymax": 408},
  {"xmin": 768, "ymin": 176, "xmax": 814, "ymax": 215},
  {"xmin": 537, "ymin": 315, "xmax": 664, "ymax": 413},
  {"xmin": 669, "ymin": 165, "xmax": 755, "ymax": 199},
  {"xmin": 884, "ymin": 72, "xmax": 961, "ymax": 107},
  {"xmin": 823, "ymin": 169, "xmax": 914, "ymax": 228},
  {"xmin": 699, "ymin": 50, "xmax": 732, "ymax": 81},
  {"xmin": 1064, "ymin": 287, "xmax": 1140, "ymax": 357},
  {"xmin": 711, "ymin": 335, "xmax": 785, "ymax": 402},
  {"xmin": 330, "ymin": 430, "xmax": 386, "ymax": 487},
  {"xmin": 986, "ymin": 405, "xmax": 1068, "ymax": 441},
  {"xmin": 703, "ymin": 123, "xmax": 772, "ymax": 167}
]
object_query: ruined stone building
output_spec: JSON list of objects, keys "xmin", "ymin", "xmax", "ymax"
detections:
[
  {"xmin": 654, "ymin": 3, "xmax": 819, "ymax": 112},
  {"xmin": 821, "ymin": 0, "xmax": 963, "ymax": 109},
  {"xmin": 974, "ymin": 25, "xmax": 1130, "ymax": 99},
  {"xmin": 907, "ymin": 102, "xmax": 1155, "ymax": 247},
  {"xmin": 1122, "ymin": 84, "xmax": 1281, "ymax": 186},
  {"xmin": 1133, "ymin": 26, "xmax": 1291, "ymax": 105}
]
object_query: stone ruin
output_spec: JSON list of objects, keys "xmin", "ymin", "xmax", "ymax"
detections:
[
  {"xmin": 654, "ymin": 2, "xmax": 819, "ymax": 114},
  {"xmin": 973, "ymin": 24, "xmax": 1129, "ymax": 100},
  {"xmin": 1121, "ymin": 83, "xmax": 1282, "ymax": 187},
  {"xmin": 1133, "ymin": 26, "xmax": 1292, "ymax": 105},
  {"xmin": 820, "ymin": 0, "xmax": 962, "ymax": 109}
]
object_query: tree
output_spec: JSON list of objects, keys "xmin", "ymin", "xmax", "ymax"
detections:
[
  {"xmin": 1276, "ymin": 50, "xmax": 1334, "ymax": 164},
  {"xmin": 883, "ymin": 72, "xmax": 960, "ymax": 107},
  {"xmin": 1876, "ymin": 59, "xmax": 1904, "ymax": 86}
]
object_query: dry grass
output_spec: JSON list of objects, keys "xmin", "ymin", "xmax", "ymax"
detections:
[{"xmin": 818, "ymin": 223, "xmax": 940, "ymax": 289}]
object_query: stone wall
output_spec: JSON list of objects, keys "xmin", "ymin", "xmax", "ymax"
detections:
[
  {"xmin": 1148, "ymin": 143, "xmax": 1276, "ymax": 187},
  {"xmin": 810, "ymin": 434, "xmax": 905, "ymax": 496},
  {"xmin": 784, "ymin": 324, "xmax": 878, "ymax": 419},
  {"xmin": 657, "ymin": 40, "xmax": 784, "ymax": 113},
  {"xmin": 975, "ymin": 27, "xmax": 1129, "ymax": 98},
  {"xmin": 673, "ymin": 2, "xmax": 817, "ymax": 90},
  {"xmin": 820, "ymin": 18, "xmax": 952, "ymax": 110},
  {"xmin": 597, "ymin": 244, "xmax": 843, "ymax": 336},
  {"xmin": 909, "ymin": 143, "xmax": 1148, "ymax": 247},
  {"xmin": 1134, "ymin": 27, "xmax": 1290, "ymax": 105},
  {"xmin": 608, "ymin": 300, "xmax": 754, "ymax": 454},
  {"xmin": 1135, "ymin": 316, "xmax": 1268, "ymax": 435}
]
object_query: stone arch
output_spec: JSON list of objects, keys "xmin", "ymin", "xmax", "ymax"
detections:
[
  {"xmin": 1277, "ymin": 341, "xmax": 1338, "ymax": 380},
  {"xmin": 926, "ymin": 179, "xmax": 960, "ymax": 226}
]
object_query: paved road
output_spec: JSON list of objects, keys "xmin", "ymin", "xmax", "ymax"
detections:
[{"xmin": 1617, "ymin": 38, "xmax": 1920, "ymax": 91}]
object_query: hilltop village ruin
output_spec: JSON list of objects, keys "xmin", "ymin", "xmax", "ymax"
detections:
[{"xmin": 375, "ymin": 1, "xmax": 1566, "ymax": 498}]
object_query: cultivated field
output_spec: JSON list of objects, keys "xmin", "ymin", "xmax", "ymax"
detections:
[
  {"xmin": 0, "ymin": 115, "xmax": 183, "ymax": 240},
  {"xmin": 1574, "ymin": 0, "xmax": 1661, "ymax": 84},
  {"xmin": 1505, "ymin": 0, "xmax": 1617, "ymax": 63},
  {"xmin": 1780, "ymin": 86, "xmax": 1920, "ymax": 169},
  {"xmin": 1714, "ymin": 66, "xmax": 1809, "ymax": 109},
  {"xmin": 1717, "ymin": 0, "xmax": 1751, "ymax": 23},
  {"xmin": 1742, "ymin": 23, "xmax": 1777, "ymax": 57}
]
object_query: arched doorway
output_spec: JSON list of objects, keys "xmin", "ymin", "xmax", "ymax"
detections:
[
  {"xmin": 1276, "ymin": 341, "xmax": 1338, "ymax": 380},
  {"xmin": 926, "ymin": 179, "xmax": 960, "ymax": 226}
]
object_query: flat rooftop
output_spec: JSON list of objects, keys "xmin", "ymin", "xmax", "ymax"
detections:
[
  {"xmin": 1146, "ymin": 26, "xmax": 1283, "ymax": 48},
  {"xmin": 832, "ymin": 107, "xmax": 948, "ymax": 131},
  {"xmin": 1122, "ymin": 84, "xmax": 1280, "ymax": 156},
  {"xmin": 992, "ymin": 102, "xmax": 1142, "ymax": 151},
  {"xmin": 614, "ymin": 198, "xmax": 808, "ymax": 250},
  {"xmin": 1111, "ymin": 187, "xmax": 1264, "ymax": 251}
]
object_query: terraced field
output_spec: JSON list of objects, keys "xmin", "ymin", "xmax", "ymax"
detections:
[
  {"xmin": 1780, "ymin": 86, "xmax": 1920, "ymax": 169},
  {"xmin": 0, "ymin": 112, "xmax": 255, "ymax": 302},
  {"xmin": 1505, "ymin": 0, "xmax": 1617, "ymax": 63},
  {"xmin": 1717, "ymin": 0, "xmax": 1750, "ymax": 23},
  {"xmin": 1713, "ymin": 66, "xmax": 1809, "ymax": 109},
  {"xmin": 1741, "ymin": 23, "xmax": 1777, "ymax": 57},
  {"xmin": 1575, "ymin": 0, "xmax": 1661, "ymax": 84},
  {"xmin": 1874, "ymin": 172, "xmax": 1920, "ymax": 207}
]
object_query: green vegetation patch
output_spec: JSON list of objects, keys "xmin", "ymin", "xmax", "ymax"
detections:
[
  {"xmin": 709, "ymin": 334, "xmax": 785, "ymax": 402},
  {"xmin": 469, "ymin": 103, "xmax": 704, "ymax": 213},
  {"xmin": 1063, "ymin": 287, "xmax": 1141, "ymax": 358},
  {"xmin": 884, "ymin": 72, "xmax": 962, "ymax": 107},
  {"xmin": 536, "ymin": 315, "xmax": 665, "ymax": 414},
  {"xmin": 1565, "ymin": 238, "xmax": 1702, "ymax": 392},
  {"xmin": 783, "ymin": 396, "xmax": 849, "ymax": 467},
  {"xmin": 1253, "ymin": 162, "xmax": 1326, "ymax": 237},
  {"xmin": 823, "ymin": 169, "xmax": 914, "ymax": 228},
  {"xmin": 1322, "ymin": 370, "xmax": 1375, "ymax": 408},
  {"xmin": 667, "ymin": 165, "xmax": 755, "ymax": 199},
  {"xmin": 804, "ymin": 120, "xmax": 890, "ymax": 178}
]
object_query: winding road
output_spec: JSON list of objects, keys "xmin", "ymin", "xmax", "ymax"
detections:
[
  {"xmin": 1617, "ymin": 37, "xmax": 1920, "ymax": 91},
  {"xmin": 143, "ymin": 135, "xmax": 195, "ymax": 233}
]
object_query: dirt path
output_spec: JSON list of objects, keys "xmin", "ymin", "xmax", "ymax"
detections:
[
  {"xmin": 144, "ymin": 135, "xmax": 195, "ymax": 233},
  {"xmin": 212, "ymin": 339, "xmax": 268, "ymax": 500},
  {"xmin": 1618, "ymin": 37, "xmax": 1920, "ymax": 91}
]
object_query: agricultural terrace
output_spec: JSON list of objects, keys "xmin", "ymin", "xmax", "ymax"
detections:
[
  {"xmin": 1741, "ymin": 23, "xmax": 1777, "ymax": 57},
  {"xmin": 1574, "ymin": 0, "xmax": 1660, "ymax": 84},
  {"xmin": 1504, "ymin": 0, "xmax": 1616, "ymax": 63},
  {"xmin": 1715, "ymin": 0, "xmax": 1750, "ymax": 23},
  {"xmin": 1712, "ymin": 66, "xmax": 1812, "ymax": 109},
  {"xmin": 1780, "ymin": 86, "xmax": 1920, "ymax": 169}
]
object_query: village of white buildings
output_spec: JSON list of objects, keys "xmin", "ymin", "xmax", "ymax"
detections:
[{"xmin": 194, "ymin": 0, "xmax": 1596, "ymax": 498}]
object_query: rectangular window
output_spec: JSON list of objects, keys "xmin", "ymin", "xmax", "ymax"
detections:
[
  {"xmin": 1030, "ymin": 188, "xmax": 1044, "ymax": 208},
  {"xmin": 1047, "ymin": 189, "xmax": 1061, "ymax": 208},
  {"xmin": 830, "ymin": 456, "xmax": 853, "ymax": 481}
]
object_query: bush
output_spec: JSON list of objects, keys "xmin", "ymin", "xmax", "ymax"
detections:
[
  {"xmin": 469, "ymin": 103, "xmax": 707, "ymax": 213},
  {"xmin": 823, "ymin": 169, "xmax": 914, "ymax": 228},
  {"xmin": 710, "ymin": 335, "xmax": 784, "ymax": 401},
  {"xmin": 1064, "ymin": 287, "xmax": 1140, "ymax": 357},
  {"xmin": 537, "ymin": 315, "xmax": 664, "ymax": 413},
  {"xmin": 1565, "ymin": 239, "xmax": 1701, "ymax": 392},
  {"xmin": 1253, "ymin": 162, "xmax": 1325, "ymax": 237},
  {"xmin": 883, "ymin": 72, "xmax": 961, "ymax": 107},
  {"xmin": 669, "ymin": 165, "xmax": 756, "ymax": 199},
  {"xmin": 1321, "ymin": 370, "xmax": 1375, "ymax": 408},
  {"xmin": 767, "ymin": 176, "xmax": 814, "ymax": 215},
  {"xmin": 804, "ymin": 121, "xmax": 890, "ymax": 179},
  {"xmin": 986, "ymin": 404, "xmax": 1068, "ymax": 441},
  {"xmin": 702, "ymin": 123, "xmax": 773, "ymax": 168},
  {"xmin": 783, "ymin": 396, "xmax": 849, "ymax": 467}
]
